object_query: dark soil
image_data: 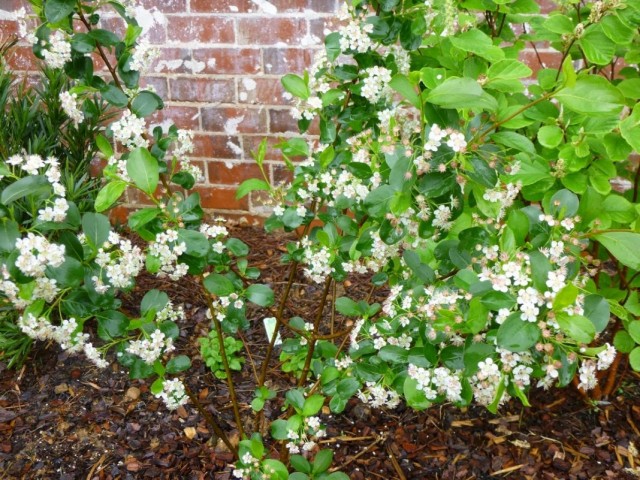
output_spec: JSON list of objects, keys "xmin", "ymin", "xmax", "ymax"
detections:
[{"xmin": 1, "ymin": 226, "xmax": 640, "ymax": 480}]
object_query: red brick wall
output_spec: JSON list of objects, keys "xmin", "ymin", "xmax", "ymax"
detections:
[{"xmin": 1, "ymin": 0, "xmax": 560, "ymax": 223}]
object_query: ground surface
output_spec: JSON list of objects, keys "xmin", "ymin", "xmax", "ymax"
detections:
[{"xmin": 1, "ymin": 226, "xmax": 640, "ymax": 480}]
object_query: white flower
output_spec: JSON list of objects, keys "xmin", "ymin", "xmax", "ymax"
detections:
[
  {"xmin": 110, "ymin": 109, "xmax": 148, "ymax": 149},
  {"xmin": 59, "ymin": 91, "xmax": 84, "ymax": 126},
  {"xmin": 129, "ymin": 38, "xmax": 160, "ymax": 73},
  {"xmin": 361, "ymin": 66, "xmax": 392, "ymax": 104},
  {"xmin": 42, "ymin": 30, "xmax": 72, "ymax": 69},
  {"xmin": 596, "ymin": 343, "xmax": 616, "ymax": 371},
  {"xmin": 155, "ymin": 378, "xmax": 188, "ymax": 409}
]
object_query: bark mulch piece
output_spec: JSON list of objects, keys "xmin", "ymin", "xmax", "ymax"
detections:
[{"xmin": 1, "ymin": 225, "xmax": 639, "ymax": 479}]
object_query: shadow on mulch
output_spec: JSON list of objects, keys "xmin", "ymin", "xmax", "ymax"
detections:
[{"xmin": 1, "ymin": 226, "xmax": 639, "ymax": 480}]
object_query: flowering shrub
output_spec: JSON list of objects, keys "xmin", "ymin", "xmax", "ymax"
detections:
[
  {"xmin": 3, "ymin": 0, "xmax": 640, "ymax": 477},
  {"xmin": 243, "ymin": 0, "xmax": 640, "ymax": 412}
]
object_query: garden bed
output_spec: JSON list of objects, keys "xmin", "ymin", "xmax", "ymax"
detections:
[{"xmin": 1, "ymin": 225, "xmax": 639, "ymax": 480}]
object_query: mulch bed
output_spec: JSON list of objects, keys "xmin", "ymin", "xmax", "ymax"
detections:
[{"xmin": 1, "ymin": 225, "xmax": 640, "ymax": 480}]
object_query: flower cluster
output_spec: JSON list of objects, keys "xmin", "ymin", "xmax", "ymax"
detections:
[
  {"xmin": 361, "ymin": 66, "xmax": 393, "ymax": 104},
  {"xmin": 129, "ymin": 38, "xmax": 160, "ymax": 73},
  {"xmin": 110, "ymin": 109, "xmax": 148, "ymax": 149},
  {"xmin": 127, "ymin": 329, "xmax": 175, "ymax": 364},
  {"xmin": 357, "ymin": 381, "xmax": 401, "ymax": 408},
  {"xmin": 15, "ymin": 233, "xmax": 65, "ymax": 278},
  {"xmin": 18, "ymin": 313, "xmax": 108, "ymax": 368},
  {"xmin": 59, "ymin": 91, "xmax": 85, "ymax": 127},
  {"xmin": 408, "ymin": 364, "xmax": 463, "ymax": 403},
  {"xmin": 148, "ymin": 229, "xmax": 189, "ymax": 280},
  {"xmin": 42, "ymin": 30, "xmax": 72, "ymax": 69},
  {"xmin": 285, "ymin": 415, "xmax": 326, "ymax": 454},
  {"xmin": 154, "ymin": 378, "xmax": 187, "ymax": 409},
  {"xmin": 94, "ymin": 231, "xmax": 144, "ymax": 291}
]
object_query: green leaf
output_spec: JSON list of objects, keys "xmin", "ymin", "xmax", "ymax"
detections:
[
  {"xmin": 496, "ymin": 314, "xmax": 540, "ymax": 352},
  {"xmin": 45, "ymin": 0, "xmax": 76, "ymax": 24},
  {"xmin": 628, "ymin": 321, "xmax": 640, "ymax": 344},
  {"xmin": 0, "ymin": 220, "xmax": 20, "ymax": 253},
  {"xmin": 96, "ymin": 310, "xmax": 130, "ymax": 340},
  {"xmin": 141, "ymin": 289, "xmax": 170, "ymax": 316},
  {"xmin": 128, "ymin": 207, "xmax": 160, "ymax": 231},
  {"xmin": 45, "ymin": 255, "xmax": 83, "ymax": 287},
  {"xmin": 82, "ymin": 212, "xmax": 111, "ymax": 248},
  {"xmin": 556, "ymin": 313, "xmax": 596, "ymax": 344},
  {"xmin": 70, "ymin": 33, "xmax": 96, "ymax": 53},
  {"xmin": 312, "ymin": 449, "xmax": 333, "ymax": 474},
  {"xmin": 270, "ymin": 419, "xmax": 288, "ymax": 440},
  {"xmin": 449, "ymin": 29, "xmax": 504, "ymax": 62},
  {"xmin": 593, "ymin": 232, "xmax": 640, "ymax": 270},
  {"xmin": 302, "ymin": 395, "xmax": 324, "ymax": 416},
  {"xmin": 335, "ymin": 297, "xmax": 361, "ymax": 316},
  {"xmin": 620, "ymin": 104, "xmax": 640, "ymax": 154},
  {"xmin": 204, "ymin": 274, "xmax": 235, "ymax": 297},
  {"xmin": 552, "ymin": 283, "xmax": 578, "ymax": 311},
  {"xmin": 580, "ymin": 25, "xmax": 616, "ymax": 66},
  {"xmin": 487, "ymin": 59, "xmax": 532, "ymax": 81},
  {"xmin": 177, "ymin": 229, "xmax": 209, "ymax": 257},
  {"xmin": 403, "ymin": 377, "xmax": 430, "ymax": 410},
  {"xmin": 88, "ymin": 29, "xmax": 120, "ymax": 46},
  {"xmin": 427, "ymin": 77, "xmax": 497, "ymax": 111},
  {"xmin": 101, "ymin": 84, "xmax": 129, "ymax": 108},
  {"xmin": 1, "ymin": 175, "xmax": 50, "ymax": 205},
  {"xmin": 96, "ymin": 134, "xmax": 114, "ymax": 159},
  {"xmin": 555, "ymin": 76, "xmax": 624, "ymax": 116},
  {"xmin": 281, "ymin": 74, "xmax": 309, "ymax": 100},
  {"xmin": 166, "ymin": 355, "xmax": 191, "ymax": 373},
  {"xmin": 236, "ymin": 178, "xmax": 270, "ymax": 199},
  {"xmin": 630, "ymin": 347, "xmax": 640, "ymax": 371},
  {"xmin": 127, "ymin": 147, "xmax": 159, "ymax": 195},
  {"xmin": 601, "ymin": 195, "xmax": 636, "ymax": 223},
  {"xmin": 290, "ymin": 455, "xmax": 312, "ymax": 474},
  {"xmin": 583, "ymin": 295, "xmax": 610, "ymax": 333},
  {"xmin": 246, "ymin": 284, "xmax": 274, "ymax": 307},
  {"xmin": 389, "ymin": 74, "xmax": 421, "ymax": 109},
  {"xmin": 325, "ymin": 31, "xmax": 341, "ymax": 62},
  {"xmin": 95, "ymin": 180, "xmax": 127, "ymax": 212},
  {"xmin": 614, "ymin": 330, "xmax": 635, "ymax": 354},
  {"xmin": 402, "ymin": 250, "xmax": 435, "ymax": 283},
  {"xmin": 491, "ymin": 131, "xmax": 535, "ymax": 154},
  {"xmin": 336, "ymin": 378, "xmax": 359, "ymax": 398},
  {"xmin": 537, "ymin": 125, "xmax": 563, "ymax": 149},
  {"xmin": 226, "ymin": 238, "xmax": 249, "ymax": 256},
  {"xmin": 131, "ymin": 91, "xmax": 164, "ymax": 117}
]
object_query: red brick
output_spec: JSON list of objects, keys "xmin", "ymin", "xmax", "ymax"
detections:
[
  {"xmin": 196, "ymin": 186, "xmax": 248, "ymax": 210},
  {"xmin": 269, "ymin": 108, "xmax": 303, "ymax": 134},
  {"xmin": 201, "ymin": 107, "xmax": 267, "ymax": 134},
  {"xmin": 150, "ymin": 47, "xmax": 192, "ymax": 74},
  {"xmin": 109, "ymin": 205, "xmax": 134, "ymax": 226},
  {"xmin": 192, "ymin": 47, "xmax": 261, "ymax": 74},
  {"xmin": 242, "ymin": 77, "xmax": 285, "ymax": 104},
  {"xmin": 167, "ymin": 16, "xmax": 234, "ymax": 44},
  {"xmin": 141, "ymin": 76, "xmax": 169, "ymax": 99},
  {"xmin": 270, "ymin": 163, "xmax": 294, "ymax": 185},
  {"xmin": 193, "ymin": 48, "xmax": 262, "ymax": 74},
  {"xmin": 207, "ymin": 160, "xmax": 263, "ymax": 184},
  {"xmin": 170, "ymin": 77, "xmax": 234, "ymax": 103},
  {"xmin": 4, "ymin": 45, "xmax": 39, "ymax": 71},
  {"xmin": 148, "ymin": 105, "xmax": 201, "ymax": 130},
  {"xmin": 192, "ymin": 134, "xmax": 243, "ymax": 159},
  {"xmin": 191, "ymin": 0, "xmax": 337, "ymax": 13},
  {"xmin": 263, "ymin": 47, "xmax": 314, "ymax": 75},
  {"xmin": 310, "ymin": 17, "xmax": 338, "ymax": 40},
  {"xmin": 191, "ymin": 0, "xmax": 252, "ymax": 13},
  {"xmin": 0, "ymin": 21, "xmax": 18, "ymax": 39},
  {"xmin": 237, "ymin": 18, "xmax": 306, "ymax": 45},
  {"xmin": 138, "ymin": 0, "xmax": 187, "ymax": 12}
]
